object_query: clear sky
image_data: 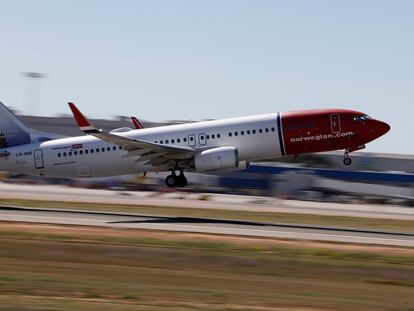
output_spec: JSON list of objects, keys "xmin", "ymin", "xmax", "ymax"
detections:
[{"xmin": 0, "ymin": 0, "xmax": 413, "ymax": 154}]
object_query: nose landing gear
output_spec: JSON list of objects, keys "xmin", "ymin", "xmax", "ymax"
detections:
[
  {"xmin": 165, "ymin": 170, "xmax": 188, "ymax": 188},
  {"xmin": 343, "ymin": 150, "xmax": 352, "ymax": 166}
]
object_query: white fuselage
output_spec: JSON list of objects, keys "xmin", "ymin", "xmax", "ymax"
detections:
[{"xmin": 0, "ymin": 113, "xmax": 282, "ymax": 178}]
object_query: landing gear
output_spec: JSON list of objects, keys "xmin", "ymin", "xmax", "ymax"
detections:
[
  {"xmin": 343, "ymin": 150, "xmax": 352, "ymax": 166},
  {"xmin": 176, "ymin": 174, "xmax": 188, "ymax": 187},
  {"xmin": 165, "ymin": 171, "xmax": 188, "ymax": 188},
  {"xmin": 165, "ymin": 174, "xmax": 177, "ymax": 187}
]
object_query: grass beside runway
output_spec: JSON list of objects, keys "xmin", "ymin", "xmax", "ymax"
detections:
[
  {"xmin": 1, "ymin": 198, "xmax": 414, "ymax": 233},
  {"xmin": 0, "ymin": 222, "xmax": 413, "ymax": 311}
]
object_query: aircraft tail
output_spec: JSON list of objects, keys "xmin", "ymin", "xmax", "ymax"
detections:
[
  {"xmin": 0, "ymin": 101, "xmax": 31, "ymax": 148},
  {"xmin": 0, "ymin": 101, "xmax": 67, "ymax": 149}
]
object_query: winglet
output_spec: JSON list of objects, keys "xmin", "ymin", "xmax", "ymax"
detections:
[
  {"xmin": 131, "ymin": 116, "xmax": 144, "ymax": 129},
  {"xmin": 68, "ymin": 102, "xmax": 99, "ymax": 133}
]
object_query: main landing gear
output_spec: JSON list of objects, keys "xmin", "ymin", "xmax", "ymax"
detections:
[
  {"xmin": 343, "ymin": 150, "xmax": 352, "ymax": 166},
  {"xmin": 165, "ymin": 171, "xmax": 188, "ymax": 188}
]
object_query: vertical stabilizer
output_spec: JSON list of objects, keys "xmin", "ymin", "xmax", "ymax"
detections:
[{"xmin": 0, "ymin": 102, "xmax": 31, "ymax": 148}]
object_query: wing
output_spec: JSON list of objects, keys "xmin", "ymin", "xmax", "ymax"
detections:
[{"xmin": 68, "ymin": 102, "xmax": 195, "ymax": 167}]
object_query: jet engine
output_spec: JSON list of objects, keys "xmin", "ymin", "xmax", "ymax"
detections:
[{"xmin": 194, "ymin": 147, "xmax": 239, "ymax": 171}]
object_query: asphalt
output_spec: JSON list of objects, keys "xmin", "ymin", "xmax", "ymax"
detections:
[
  {"xmin": 1, "ymin": 206, "xmax": 413, "ymax": 247},
  {"xmin": 0, "ymin": 183, "xmax": 413, "ymax": 220}
]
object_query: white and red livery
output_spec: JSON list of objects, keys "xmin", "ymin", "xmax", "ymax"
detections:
[{"xmin": 0, "ymin": 101, "xmax": 390, "ymax": 187}]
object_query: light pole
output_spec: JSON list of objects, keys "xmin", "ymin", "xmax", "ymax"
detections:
[{"xmin": 22, "ymin": 72, "xmax": 47, "ymax": 115}]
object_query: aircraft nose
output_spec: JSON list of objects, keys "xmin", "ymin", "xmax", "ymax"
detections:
[{"xmin": 372, "ymin": 120, "xmax": 391, "ymax": 137}]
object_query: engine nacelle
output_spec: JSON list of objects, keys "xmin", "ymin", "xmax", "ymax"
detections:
[{"xmin": 194, "ymin": 147, "xmax": 239, "ymax": 172}]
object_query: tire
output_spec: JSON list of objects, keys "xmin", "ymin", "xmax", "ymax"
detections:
[
  {"xmin": 176, "ymin": 175, "xmax": 188, "ymax": 187},
  {"xmin": 343, "ymin": 157, "xmax": 352, "ymax": 166},
  {"xmin": 165, "ymin": 175, "xmax": 176, "ymax": 187}
]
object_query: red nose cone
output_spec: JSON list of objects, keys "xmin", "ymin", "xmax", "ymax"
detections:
[{"xmin": 374, "ymin": 120, "xmax": 391, "ymax": 137}]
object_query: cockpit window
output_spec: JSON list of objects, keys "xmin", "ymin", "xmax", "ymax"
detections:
[{"xmin": 353, "ymin": 115, "xmax": 372, "ymax": 122}]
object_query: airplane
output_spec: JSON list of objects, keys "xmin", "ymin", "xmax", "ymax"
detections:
[{"xmin": 0, "ymin": 101, "xmax": 390, "ymax": 187}]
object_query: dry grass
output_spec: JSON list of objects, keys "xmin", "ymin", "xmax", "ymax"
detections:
[{"xmin": 0, "ymin": 222, "xmax": 413, "ymax": 311}]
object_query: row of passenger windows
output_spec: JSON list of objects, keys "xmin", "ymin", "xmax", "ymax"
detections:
[
  {"xmin": 155, "ymin": 127, "xmax": 274, "ymax": 145},
  {"xmin": 58, "ymin": 126, "xmax": 276, "ymax": 152},
  {"xmin": 155, "ymin": 133, "xmax": 221, "ymax": 145},
  {"xmin": 285, "ymin": 123, "xmax": 317, "ymax": 131},
  {"xmin": 58, "ymin": 145, "xmax": 123, "ymax": 157},
  {"xmin": 228, "ymin": 127, "xmax": 275, "ymax": 137}
]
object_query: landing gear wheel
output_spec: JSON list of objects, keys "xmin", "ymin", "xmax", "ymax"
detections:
[
  {"xmin": 343, "ymin": 157, "xmax": 352, "ymax": 166},
  {"xmin": 176, "ymin": 175, "xmax": 188, "ymax": 187},
  {"xmin": 165, "ymin": 175, "xmax": 177, "ymax": 187}
]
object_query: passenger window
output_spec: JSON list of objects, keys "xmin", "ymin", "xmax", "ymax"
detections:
[
  {"xmin": 241, "ymin": 131, "xmax": 244, "ymax": 135},
  {"xmin": 212, "ymin": 134, "xmax": 215, "ymax": 139},
  {"xmin": 247, "ymin": 130, "xmax": 250, "ymax": 135},
  {"xmin": 107, "ymin": 147, "xmax": 110, "ymax": 151},
  {"xmin": 58, "ymin": 153, "xmax": 61, "ymax": 157},
  {"xmin": 171, "ymin": 139, "xmax": 175, "ymax": 143},
  {"xmin": 85, "ymin": 150, "xmax": 89, "ymax": 154},
  {"xmin": 234, "ymin": 132, "xmax": 238, "ymax": 136},
  {"xmin": 184, "ymin": 137, "xmax": 187, "ymax": 142},
  {"xmin": 96, "ymin": 148, "xmax": 100, "ymax": 153},
  {"xmin": 229, "ymin": 132, "xmax": 232, "ymax": 137},
  {"xmin": 101, "ymin": 147, "xmax": 105, "ymax": 152},
  {"xmin": 259, "ymin": 129, "xmax": 262, "ymax": 133},
  {"xmin": 80, "ymin": 150, "xmax": 83, "ymax": 155},
  {"xmin": 112, "ymin": 146, "xmax": 116, "ymax": 151},
  {"xmin": 252, "ymin": 129, "xmax": 256, "ymax": 134},
  {"xmin": 177, "ymin": 138, "xmax": 181, "ymax": 143},
  {"xmin": 74, "ymin": 151, "xmax": 78, "ymax": 155},
  {"xmin": 166, "ymin": 140, "xmax": 169, "ymax": 144},
  {"xmin": 271, "ymin": 127, "xmax": 275, "ymax": 132},
  {"xmin": 160, "ymin": 141, "xmax": 163, "ymax": 144},
  {"xmin": 206, "ymin": 135, "xmax": 210, "ymax": 139},
  {"xmin": 265, "ymin": 128, "xmax": 269, "ymax": 133},
  {"xmin": 217, "ymin": 134, "xmax": 220, "ymax": 138},
  {"xmin": 91, "ymin": 149, "xmax": 94, "ymax": 154},
  {"xmin": 190, "ymin": 137, "xmax": 194, "ymax": 141},
  {"xmin": 69, "ymin": 152, "xmax": 72, "ymax": 156},
  {"xmin": 63, "ymin": 152, "xmax": 67, "ymax": 157},
  {"xmin": 119, "ymin": 146, "xmax": 122, "ymax": 150}
]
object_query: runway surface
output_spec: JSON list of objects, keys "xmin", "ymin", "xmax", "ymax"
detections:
[
  {"xmin": 0, "ymin": 182, "xmax": 413, "ymax": 220},
  {"xmin": 1, "ymin": 206, "xmax": 413, "ymax": 247}
]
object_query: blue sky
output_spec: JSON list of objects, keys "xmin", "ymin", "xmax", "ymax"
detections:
[{"xmin": 0, "ymin": 0, "xmax": 413, "ymax": 154}]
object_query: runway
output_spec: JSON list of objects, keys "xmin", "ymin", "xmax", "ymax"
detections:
[
  {"xmin": 0, "ymin": 182, "xmax": 413, "ymax": 220},
  {"xmin": 1, "ymin": 206, "xmax": 413, "ymax": 247}
]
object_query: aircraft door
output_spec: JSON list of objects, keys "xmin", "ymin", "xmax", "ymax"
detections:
[
  {"xmin": 188, "ymin": 134, "xmax": 196, "ymax": 147},
  {"xmin": 33, "ymin": 149, "xmax": 44, "ymax": 169},
  {"xmin": 198, "ymin": 133, "xmax": 206, "ymax": 146},
  {"xmin": 330, "ymin": 114, "xmax": 341, "ymax": 133}
]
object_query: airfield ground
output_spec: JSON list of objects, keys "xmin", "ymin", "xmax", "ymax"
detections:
[
  {"xmin": 0, "ymin": 183, "xmax": 413, "ymax": 310},
  {"xmin": 0, "ymin": 222, "xmax": 414, "ymax": 311}
]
